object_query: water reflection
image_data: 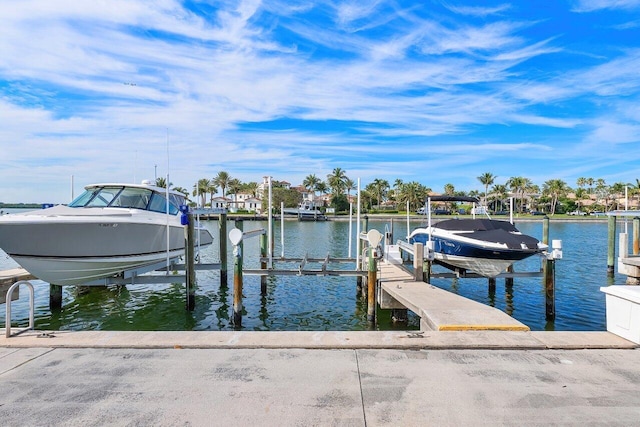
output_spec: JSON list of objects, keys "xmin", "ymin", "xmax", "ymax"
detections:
[{"xmin": 0, "ymin": 218, "xmax": 628, "ymax": 332}]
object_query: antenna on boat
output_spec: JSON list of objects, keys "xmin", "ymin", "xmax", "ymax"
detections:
[{"xmin": 165, "ymin": 128, "xmax": 171, "ymax": 274}]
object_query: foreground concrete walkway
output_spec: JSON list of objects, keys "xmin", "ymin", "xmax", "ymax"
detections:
[{"xmin": 1, "ymin": 330, "xmax": 639, "ymax": 426}]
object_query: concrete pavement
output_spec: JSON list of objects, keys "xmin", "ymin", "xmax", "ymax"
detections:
[{"xmin": 1, "ymin": 330, "xmax": 639, "ymax": 426}]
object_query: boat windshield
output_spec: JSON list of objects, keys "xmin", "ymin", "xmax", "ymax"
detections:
[{"xmin": 69, "ymin": 186, "xmax": 181, "ymax": 214}]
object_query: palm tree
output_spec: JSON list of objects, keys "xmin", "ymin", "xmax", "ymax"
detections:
[
  {"xmin": 507, "ymin": 176, "xmax": 532, "ymax": 213},
  {"xmin": 173, "ymin": 186, "xmax": 189, "ymax": 199},
  {"xmin": 227, "ymin": 178, "xmax": 243, "ymax": 209},
  {"xmin": 444, "ymin": 183, "xmax": 455, "ymax": 196},
  {"xmin": 477, "ymin": 172, "xmax": 496, "ymax": 207},
  {"xmin": 244, "ymin": 181, "xmax": 259, "ymax": 198},
  {"xmin": 155, "ymin": 177, "xmax": 172, "ymax": 189},
  {"xmin": 327, "ymin": 168, "xmax": 348, "ymax": 196},
  {"xmin": 490, "ymin": 184, "xmax": 508, "ymax": 211},
  {"xmin": 366, "ymin": 179, "xmax": 390, "ymax": 209},
  {"xmin": 303, "ymin": 174, "xmax": 321, "ymax": 202},
  {"xmin": 396, "ymin": 181, "xmax": 430, "ymax": 212},
  {"xmin": 213, "ymin": 171, "xmax": 231, "ymax": 198},
  {"xmin": 193, "ymin": 178, "xmax": 212, "ymax": 207},
  {"xmin": 542, "ymin": 179, "xmax": 568, "ymax": 215},
  {"xmin": 344, "ymin": 178, "xmax": 356, "ymax": 202}
]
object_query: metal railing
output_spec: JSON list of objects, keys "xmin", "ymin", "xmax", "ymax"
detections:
[{"xmin": 5, "ymin": 280, "xmax": 35, "ymax": 338}]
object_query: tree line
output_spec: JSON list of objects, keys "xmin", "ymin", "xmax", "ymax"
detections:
[{"xmin": 154, "ymin": 170, "xmax": 640, "ymax": 215}]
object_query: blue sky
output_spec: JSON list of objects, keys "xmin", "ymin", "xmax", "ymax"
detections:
[{"xmin": 1, "ymin": 0, "xmax": 640, "ymax": 203}]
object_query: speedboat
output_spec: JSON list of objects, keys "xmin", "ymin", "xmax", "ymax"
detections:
[
  {"xmin": 409, "ymin": 196, "xmax": 546, "ymax": 278},
  {"xmin": 0, "ymin": 181, "xmax": 213, "ymax": 285}
]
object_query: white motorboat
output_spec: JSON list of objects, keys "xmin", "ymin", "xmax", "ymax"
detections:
[
  {"xmin": 0, "ymin": 182, "xmax": 213, "ymax": 285},
  {"xmin": 409, "ymin": 196, "xmax": 546, "ymax": 277},
  {"xmin": 282, "ymin": 201, "xmax": 327, "ymax": 221}
]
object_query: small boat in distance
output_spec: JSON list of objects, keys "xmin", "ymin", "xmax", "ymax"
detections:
[
  {"xmin": 0, "ymin": 181, "xmax": 213, "ymax": 285},
  {"xmin": 282, "ymin": 201, "xmax": 327, "ymax": 221},
  {"xmin": 409, "ymin": 196, "xmax": 546, "ymax": 278}
]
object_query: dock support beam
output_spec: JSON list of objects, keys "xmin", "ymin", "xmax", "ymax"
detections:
[
  {"xmin": 413, "ymin": 243, "xmax": 424, "ymax": 281},
  {"xmin": 185, "ymin": 213, "xmax": 196, "ymax": 311},
  {"xmin": 367, "ymin": 247, "xmax": 377, "ymax": 324},
  {"xmin": 545, "ymin": 258, "xmax": 556, "ymax": 320},
  {"xmin": 607, "ymin": 215, "xmax": 617, "ymax": 277},
  {"xmin": 219, "ymin": 213, "xmax": 228, "ymax": 287},
  {"xmin": 260, "ymin": 233, "xmax": 268, "ymax": 295},
  {"xmin": 634, "ymin": 217, "xmax": 639, "ymax": 256},
  {"xmin": 233, "ymin": 221, "xmax": 243, "ymax": 328},
  {"xmin": 49, "ymin": 284, "xmax": 62, "ymax": 310}
]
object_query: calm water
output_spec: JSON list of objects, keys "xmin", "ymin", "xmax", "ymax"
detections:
[{"xmin": 0, "ymin": 216, "xmax": 631, "ymax": 332}]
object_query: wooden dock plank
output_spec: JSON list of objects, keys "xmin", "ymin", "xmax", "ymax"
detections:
[{"xmin": 378, "ymin": 261, "xmax": 529, "ymax": 332}]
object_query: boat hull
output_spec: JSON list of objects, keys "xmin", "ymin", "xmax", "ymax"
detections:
[
  {"xmin": 0, "ymin": 206, "xmax": 213, "ymax": 285},
  {"xmin": 409, "ymin": 220, "xmax": 543, "ymax": 278}
]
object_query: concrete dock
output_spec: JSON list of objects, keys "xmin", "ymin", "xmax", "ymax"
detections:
[
  {"xmin": 2, "ymin": 260, "xmax": 640, "ymax": 425},
  {"xmin": 1, "ymin": 331, "xmax": 639, "ymax": 426}
]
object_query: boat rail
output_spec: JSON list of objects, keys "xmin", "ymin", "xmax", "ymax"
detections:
[{"xmin": 5, "ymin": 280, "xmax": 35, "ymax": 338}]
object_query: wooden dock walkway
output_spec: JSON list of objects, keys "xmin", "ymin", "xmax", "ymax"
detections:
[{"xmin": 378, "ymin": 261, "xmax": 529, "ymax": 332}]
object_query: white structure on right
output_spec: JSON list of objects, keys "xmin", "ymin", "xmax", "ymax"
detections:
[{"xmin": 600, "ymin": 285, "xmax": 640, "ymax": 344}]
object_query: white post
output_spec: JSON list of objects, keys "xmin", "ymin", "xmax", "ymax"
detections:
[
  {"xmin": 348, "ymin": 202, "xmax": 353, "ymax": 258},
  {"xmin": 356, "ymin": 178, "xmax": 361, "ymax": 269},
  {"xmin": 509, "ymin": 197, "xmax": 514, "ymax": 225},
  {"xmin": 406, "ymin": 200, "xmax": 410, "ymax": 241},
  {"xmin": 280, "ymin": 201, "xmax": 285, "ymax": 258},
  {"xmin": 625, "ymin": 186, "xmax": 629, "ymax": 234},
  {"xmin": 427, "ymin": 197, "xmax": 432, "ymax": 249},
  {"xmin": 70, "ymin": 175, "xmax": 74, "ymax": 201},
  {"xmin": 268, "ymin": 176, "xmax": 273, "ymax": 268}
]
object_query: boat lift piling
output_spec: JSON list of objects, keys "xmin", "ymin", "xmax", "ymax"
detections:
[
  {"xmin": 228, "ymin": 224, "xmax": 268, "ymax": 327},
  {"xmin": 219, "ymin": 212, "xmax": 228, "ymax": 287},
  {"xmin": 608, "ymin": 214, "xmax": 617, "ymax": 277}
]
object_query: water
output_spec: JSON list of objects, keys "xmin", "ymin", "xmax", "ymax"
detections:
[{"xmin": 0, "ymin": 217, "xmax": 630, "ymax": 332}]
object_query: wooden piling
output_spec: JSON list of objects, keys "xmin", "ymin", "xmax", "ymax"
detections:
[
  {"xmin": 185, "ymin": 213, "xmax": 196, "ymax": 311},
  {"xmin": 219, "ymin": 212, "xmax": 228, "ymax": 287},
  {"xmin": 233, "ymin": 220, "xmax": 243, "ymax": 327},
  {"xmin": 49, "ymin": 284, "xmax": 62, "ymax": 309},
  {"xmin": 633, "ymin": 217, "xmax": 639, "ymax": 255},
  {"xmin": 505, "ymin": 265, "xmax": 514, "ymax": 287},
  {"xmin": 545, "ymin": 258, "xmax": 555, "ymax": 320},
  {"xmin": 542, "ymin": 215, "xmax": 550, "ymax": 280},
  {"xmin": 367, "ymin": 246, "xmax": 376, "ymax": 324},
  {"xmin": 260, "ymin": 233, "xmax": 267, "ymax": 295},
  {"xmin": 607, "ymin": 214, "xmax": 616, "ymax": 277},
  {"xmin": 488, "ymin": 277, "xmax": 496, "ymax": 293}
]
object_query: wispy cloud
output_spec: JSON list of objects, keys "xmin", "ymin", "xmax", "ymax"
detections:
[{"xmin": 0, "ymin": 1, "xmax": 639, "ymax": 202}]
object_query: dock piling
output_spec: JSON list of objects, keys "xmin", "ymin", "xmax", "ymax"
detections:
[
  {"xmin": 260, "ymin": 233, "xmax": 267, "ymax": 295},
  {"xmin": 413, "ymin": 242, "xmax": 424, "ymax": 281},
  {"xmin": 49, "ymin": 284, "xmax": 62, "ymax": 309},
  {"xmin": 545, "ymin": 258, "xmax": 556, "ymax": 320},
  {"xmin": 232, "ymin": 221, "xmax": 244, "ymax": 328},
  {"xmin": 633, "ymin": 217, "xmax": 639, "ymax": 256},
  {"xmin": 219, "ymin": 213, "xmax": 228, "ymax": 287},
  {"xmin": 185, "ymin": 213, "xmax": 196, "ymax": 311},
  {"xmin": 367, "ymin": 246, "xmax": 376, "ymax": 324},
  {"xmin": 607, "ymin": 214, "xmax": 617, "ymax": 277}
]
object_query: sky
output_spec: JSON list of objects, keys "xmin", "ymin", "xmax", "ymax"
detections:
[{"xmin": 1, "ymin": 0, "xmax": 640, "ymax": 203}]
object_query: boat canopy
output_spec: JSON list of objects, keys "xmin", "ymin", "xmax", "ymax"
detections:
[{"xmin": 426, "ymin": 195, "xmax": 480, "ymax": 203}]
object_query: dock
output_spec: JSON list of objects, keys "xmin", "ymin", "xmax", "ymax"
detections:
[
  {"xmin": 378, "ymin": 261, "xmax": 530, "ymax": 331},
  {"xmin": 0, "ymin": 267, "xmax": 34, "ymax": 285},
  {"xmin": 0, "ymin": 268, "xmax": 34, "ymax": 304}
]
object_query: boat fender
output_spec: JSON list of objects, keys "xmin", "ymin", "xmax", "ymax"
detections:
[{"xmin": 179, "ymin": 205, "xmax": 189, "ymax": 225}]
